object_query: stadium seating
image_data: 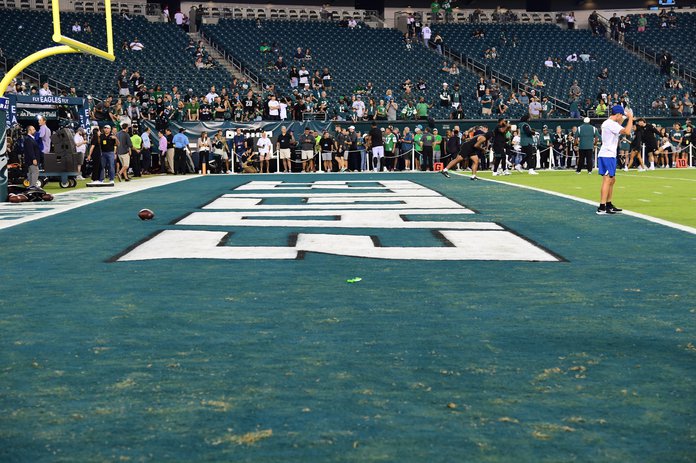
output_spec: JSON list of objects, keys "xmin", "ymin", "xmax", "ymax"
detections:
[
  {"xmin": 0, "ymin": 9, "xmax": 232, "ymax": 97},
  {"xmin": 201, "ymin": 19, "xmax": 526, "ymax": 120},
  {"xmin": 432, "ymin": 22, "xmax": 691, "ymax": 117},
  {"xmin": 625, "ymin": 12, "xmax": 696, "ymax": 72}
]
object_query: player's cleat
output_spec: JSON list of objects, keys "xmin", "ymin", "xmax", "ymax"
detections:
[
  {"xmin": 492, "ymin": 171, "xmax": 499, "ymax": 176},
  {"xmin": 576, "ymin": 171, "xmax": 581, "ymax": 174},
  {"xmin": 638, "ymin": 166, "xmax": 645, "ymax": 172},
  {"xmin": 440, "ymin": 170, "xmax": 451, "ymax": 178},
  {"xmin": 623, "ymin": 166, "xmax": 629, "ymax": 172},
  {"xmin": 649, "ymin": 166, "xmax": 655, "ymax": 170},
  {"xmin": 588, "ymin": 170, "xmax": 593, "ymax": 174},
  {"xmin": 470, "ymin": 175, "xmax": 479, "ymax": 181},
  {"xmin": 596, "ymin": 206, "xmax": 616, "ymax": 215},
  {"xmin": 607, "ymin": 202, "xmax": 622, "ymax": 213},
  {"xmin": 514, "ymin": 164, "xmax": 523, "ymax": 172},
  {"xmin": 528, "ymin": 169, "xmax": 538, "ymax": 175},
  {"xmin": 503, "ymin": 170, "xmax": 511, "ymax": 175}
]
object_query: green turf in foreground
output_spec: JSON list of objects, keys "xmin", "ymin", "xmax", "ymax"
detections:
[
  {"xmin": 473, "ymin": 168, "xmax": 696, "ymax": 228},
  {"xmin": 1, "ymin": 173, "xmax": 695, "ymax": 462}
]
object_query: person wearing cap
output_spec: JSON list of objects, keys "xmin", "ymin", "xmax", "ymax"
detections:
[
  {"xmin": 576, "ymin": 117, "xmax": 598, "ymax": 174},
  {"xmin": 345, "ymin": 126, "xmax": 359, "ymax": 172},
  {"xmin": 596, "ymin": 105, "xmax": 633, "ymax": 214},
  {"xmin": 441, "ymin": 127, "xmax": 491, "ymax": 180}
]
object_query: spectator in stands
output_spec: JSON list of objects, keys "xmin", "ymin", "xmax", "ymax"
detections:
[
  {"xmin": 595, "ymin": 99, "xmax": 608, "ymax": 117},
  {"xmin": 83, "ymin": 22, "xmax": 92, "ymax": 34},
  {"xmin": 422, "ymin": 24, "xmax": 432, "ymax": 48},
  {"xmin": 565, "ymin": 12, "xmax": 575, "ymax": 30},
  {"xmin": 39, "ymin": 82, "xmax": 52, "ymax": 97},
  {"xmin": 544, "ymin": 57, "xmax": 554, "ymax": 68},
  {"xmin": 433, "ymin": 33, "xmax": 443, "ymax": 55},
  {"xmin": 481, "ymin": 89, "xmax": 493, "ymax": 116},
  {"xmin": 579, "ymin": 51, "xmax": 591, "ymax": 62},
  {"xmin": 130, "ymin": 38, "xmax": 144, "ymax": 51},
  {"xmin": 530, "ymin": 75, "xmax": 545, "ymax": 88},
  {"xmin": 637, "ymin": 14, "xmax": 647, "ymax": 32},
  {"xmin": 597, "ymin": 68, "xmax": 609, "ymax": 80},
  {"xmin": 304, "ymin": 48, "xmax": 312, "ymax": 61},
  {"xmin": 72, "ymin": 21, "xmax": 81, "ymax": 33},
  {"xmin": 528, "ymin": 97, "xmax": 542, "ymax": 119},
  {"xmin": 669, "ymin": 95, "xmax": 683, "ymax": 116},
  {"xmin": 659, "ymin": 52, "xmax": 673, "ymax": 76},
  {"xmin": 274, "ymin": 56, "xmax": 287, "ymax": 71},
  {"xmin": 683, "ymin": 93, "xmax": 693, "ymax": 116},
  {"xmin": 416, "ymin": 96, "xmax": 430, "ymax": 120},
  {"xmin": 174, "ymin": 10, "xmax": 185, "ymax": 28},
  {"xmin": 348, "ymin": 18, "xmax": 357, "ymax": 29},
  {"xmin": 665, "ymin": 77, "xmax": 682, "ymax": 90}
]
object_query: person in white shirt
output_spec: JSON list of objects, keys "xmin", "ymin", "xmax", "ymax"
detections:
[
  {"xmin": 71, "ymin": 22, "xmax": 82, "ymax": 33},
  {"xmin": 279, "ymin": 99, "xmax": 288, "ymax": 121},
  {"xmin": 129, "ymin": 39, "xmax": 144, "ymax": 51},
  {"xmin": 256, "ymin": 132, "xmax": 273, "ymax": 174},
  {"xmin": 352, "ymin": 95, "xmax": 366, "ymax": 119},
  {"xmin": 38, "ymin": 82, "xmax": 52, "ymax": 97},
  {"xmin": 162, "ymin": 6, "xmax": 170, "ymax": 22},
  {"xmin": 205, "ymin": 86, "xmax": 218, "ymax": 104},
  {"xmin": 544, "ymin": 57, "xmax": 554, "ymax": 67},
  {"xmin": 267, "ymin": 95, "xmax": 280, "ymax": 120},
  {"xmin": 422, "ymin": 25, "xmax": 432, "ymax": 48},
  {"xmin": 73, "ymin": 127, "xmax": 87, "ymax": 180},
  {"xmin": 174, "ymin": 10, "xmax": 185, "ymax": 27},
  {"xmin": 566, "ymin": 53, "xmax": 578, "ymax": 62},
  {"xmin": 596, "ymin": 105, "xmax": 633, "ymax": 214},
  {"xmin": 348, "ymin": 19, "xmax": 357, "ymax": 28}
]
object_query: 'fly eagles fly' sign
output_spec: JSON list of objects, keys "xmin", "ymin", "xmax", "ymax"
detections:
[{"xmin": 117, "ymin": 180, "xmax": 560, "ymax": 262}]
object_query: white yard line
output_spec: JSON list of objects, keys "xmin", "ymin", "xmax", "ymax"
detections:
[
  {"xmin": 0, "ymin": 176, "xmax": 196, "ymax": 230},
  {"xmin": 455, "ymin": 173, "xmax": 696, "ymax": 236}
]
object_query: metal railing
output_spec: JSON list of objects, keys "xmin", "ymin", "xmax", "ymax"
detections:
[{"xmin": 198, "ymin": 30, "xmax": 261, "ymax": 87}]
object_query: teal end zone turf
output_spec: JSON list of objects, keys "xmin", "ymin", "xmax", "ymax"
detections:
[{"xmin": 0, "ymin": 173, "xmax": 695, "ymax": 462}]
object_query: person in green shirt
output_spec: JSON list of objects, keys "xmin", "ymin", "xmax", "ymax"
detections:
[
  {"xmin": 401, "ymin": 101, "xmax": 417, "ymax": 120},
  {"xmin": 413, "ymin": 126, "xmax": 423, "ymax": 170},
  {"xmin": 576, "ymin": 117, "xmax": 598, "ymax": 173},
  {"xmin": 186, "ymin": 96, "xmax": 200, "ymax": 121},
  {"xmin": 441, "ymin": 0, "xmax": 453, "ymax": 23},
  {"xmin": 375, "ymin": 100, "xmax": 387, "ymax": 120},
  {"xmin": 595, "ymin": 100, "xmax": 607, "ymax": 117},
  {"xmin": 433, "ymin": 128, "xmax": 443, "ymax": 163},
  {"xmin": 383, "ymin": 127, "xmax": 397, "ymax": 171},
  {"xmin": 416, "ymin": 96, "xmax": 430, "ymax": 120},
  {"xmin": 430, "ymin": 1, "xmax": 440, "ymax": 23}
]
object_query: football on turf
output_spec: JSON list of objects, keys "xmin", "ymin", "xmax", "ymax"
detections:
[{"xmin": 138, "ymin": 209, "xmax": 155, "ymax": 220}]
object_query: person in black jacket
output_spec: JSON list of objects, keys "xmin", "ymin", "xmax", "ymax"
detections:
[
  {"xmin": 23, "ymin": 125, "xmax": 41, "ymax": 188},
  {"xmin": 626, "ymin": 119, "xmax": 647, "ymax": 171}
]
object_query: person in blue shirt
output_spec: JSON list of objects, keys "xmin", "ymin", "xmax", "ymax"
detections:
[
  {"xmin": 400, "ymin": 127, "xmax": 414, "ymax": 171},
  {"xmin": 172, "ymin": 128, "xmax": 189, "ymax": 174}
]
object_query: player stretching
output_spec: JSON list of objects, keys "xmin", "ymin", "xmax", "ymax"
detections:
[
  {"xmin": 597, "ymin": 105, "xmax": 633, "ymax": 215},
  {"xmin": 441, "ymin": 127, "xmax": 490, "ymax": 180}
]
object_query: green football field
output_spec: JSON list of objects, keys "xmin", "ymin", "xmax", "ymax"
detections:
[
  {"xmin": 473, "ymin": 168, "xmax": 696, "ymax": 228},
  {"xmin": 0, "ymin": 173, "xmax": 694, "ymax": 462}
]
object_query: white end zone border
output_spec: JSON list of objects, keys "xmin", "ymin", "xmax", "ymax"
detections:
[{"xmin": 455, "ymin": 173, "xmax": 696, "ymax": 236}]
